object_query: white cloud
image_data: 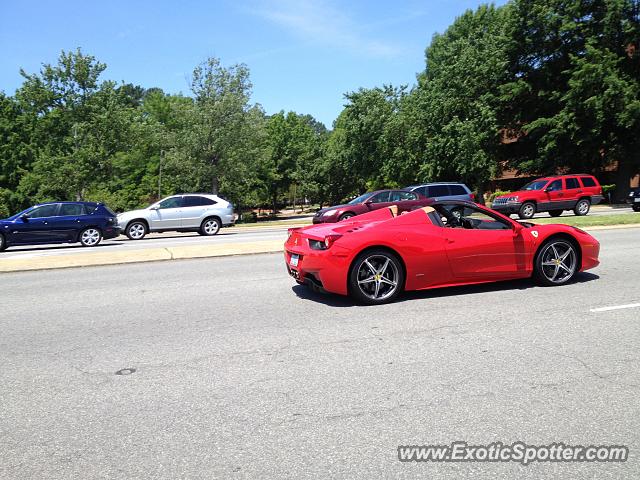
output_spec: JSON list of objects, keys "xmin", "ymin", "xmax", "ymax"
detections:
[{"xmin": 248, "ymin": 0, "xmax": 402, "ymax": 57}]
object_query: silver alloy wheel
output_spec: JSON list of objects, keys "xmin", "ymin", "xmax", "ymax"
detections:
[
  {"xmin": 356, "ymin": 254, "xmax": 400, "ymax": 301},
  {"xmin": 521, "ymin": 203, "xmax": 535, "ymax": 218},
  {"xmin": 128, "ymin": 223, "xmax": 146, "ymax": 240},
  {"xmin": 577, "ymin": 200, "xmax": 589, "ymax": 215},
  {"xmin": 81, "ymin": 228, "xmax": 101, "ymax": 246},
  {"xmin": 540, "ymin": 241, "xmax": 577, "ymax": 284},
  {"xmin": 203, "ymin": 219, "xmax": 220, "ymax": 235}
]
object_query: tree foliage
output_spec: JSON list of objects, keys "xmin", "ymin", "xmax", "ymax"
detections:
[{"xmin": 1, "ymin": 2, "xmax": 639, "ymax": 217}]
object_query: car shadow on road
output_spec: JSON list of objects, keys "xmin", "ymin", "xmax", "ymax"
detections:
[{"xmin": 292, "ymin": 272, "xmax": 600, "ymax": 307}]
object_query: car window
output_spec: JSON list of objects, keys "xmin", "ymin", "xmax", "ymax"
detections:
[
  {"xmin": 369, "ymin": 192, "xmax": 390, "ymax": 203},
  {"xmin": 158, "ymin": 197, "xmax": 183, "ymax": 209},
  {"xmin": 449, "ymin": 185, "xmax": 467, "ymax": 195},
  {"xmin": 59, "ymin": 204, "xmax": 87, "ymax": 216},
  {"xmin": 28, "ymin": 204, "xmax": 59, "ymax": 218},
  {"xmin": 183, "ymin": 196, "xmax": 217, "ymax": 207},
  {"xmin": 580, "ymin": 177, "xmax": 596, "ymax": 187},
  {"xmin": 427, "ymin": 185, "xmax": 450, "ymax": 197},
  {"xmin": 347, "ymin": 193, "xmax": 372, "ymax": 205},
  {"xmin": 565, "ymin": 178, "xmax": 580, "ymax": 189},
  {"xmin": 390, "ymin": 191, "xmax": 417, "ymax": 202},
  {"xmin": 433, "ymin": 204, "xmax": 511, "ymax": 230},
  {"xmin": 547, "ymin": 179, "xmax": 563, "ymax": 191},
  {"xmin": 522, "ymin": 180, "xmax": 548, "ymax": 190}
]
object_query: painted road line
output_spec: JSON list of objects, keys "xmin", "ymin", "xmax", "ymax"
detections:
[{"xmin": 590, "ymin": 303, "xmax": 640, "ymax": 313}]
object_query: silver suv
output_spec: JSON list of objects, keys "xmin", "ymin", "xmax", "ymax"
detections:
[
  {"xmin": 117, "ymin": 194, "xmax": 235, "ymax": 240},
  {"xmin": 405, "ymin": 182, "xmax": 475, "ymax": 202}
]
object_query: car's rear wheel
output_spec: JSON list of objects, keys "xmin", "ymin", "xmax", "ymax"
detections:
[
  {"xmin": 79, "ymin": 228, "xmax": 102, "ymax": 247},
  {"xmin": 518, "ymin": 202, "xmax": 536, "ymax": 219},
  {"xmin": 534, "ymin": 239, "xmax": 578, "ymax": 286},
  {"xmin": 633, "ymin": 205, "xmax": 640, "ymax": 212},
  {"xmin": 200, "ymin": 217, "xmax": 221, "ymax": 236},
  {"xmin": 0, "ymin": 233, "xmax": 6, "ymax": 251},
  {"xmin": 339, "ymin": 213, "xmax": 354, "ymax": 222},
  {"xmin": 574, "ymin": 199, "xmax": 591, "ymax": 216},
  {"xmin": 549, "ymin": 210, "xmax": 563, "ymax": 217},
  {"xmin": 349, "ymin": 249, "xmax": 404, "ymax": 305},
  {"xmin": 126, "ymin": 221, "xmax": 147, "ymax": 240}
]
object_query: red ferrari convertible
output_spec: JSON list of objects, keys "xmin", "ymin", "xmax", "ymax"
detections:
[{"xmin": 284, "ymin": 201, "xmax": 600, "ymax": 304}]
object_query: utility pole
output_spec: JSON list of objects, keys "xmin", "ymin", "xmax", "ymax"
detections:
[{"xmin": 158, "ymin": 149, "xmax": 164, "ymax": 199}]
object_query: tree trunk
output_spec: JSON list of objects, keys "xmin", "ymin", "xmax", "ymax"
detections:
[
  {"xmin": 211, "ymin": 176, "xmax": 219, "ymax": 195},
  {"xmin": 613, "ymin": 158, "xmax": 633, "ymax": 203},
  {"xmin": 476, "ymin": 183, "xmax": 486, "ymax": 205}
]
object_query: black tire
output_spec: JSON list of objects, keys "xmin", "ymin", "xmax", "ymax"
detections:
[
  {"xmin": 518, "ymin": 202, "xmax": 536, "ymax": 219},
  {"xmin": 633, "ymin": 205, "xmax": 640, "ymax": 212},
  {"xmin": 126, "ymin": 221, "xmax": 147, "ymax": 240},
  {"xmin": 574, "ymin": 198, "xmax": 590, "ymax": 216},
  {"xmin": 339, "ymin": 213, "xmax": 355, "ymax": 222},
  {"xmin": 349, "ymin": 249, "xmax": 405, "ymax": 305},
  {"xmin": 79, "ymin": 227, "xmax": 102, "ymax": 247},
  {"xmin": 533, "ymin": 238, "xmax": 579, "ymax": 286},
  {"xmin": 549, "ymin": 210, "xmax": 563, "ymax": 217},
  {"xmin": 200, "ymin": 217, "xmax": 221, "ymax": 236},
  {"xmin": 0, "ymin": 233, "xmax": 7, "ymax": 251}
]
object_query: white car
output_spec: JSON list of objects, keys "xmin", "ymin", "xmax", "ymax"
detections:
[{"xmin": 117, "ymin": 194, "xmax": 235, "ymax": 240}]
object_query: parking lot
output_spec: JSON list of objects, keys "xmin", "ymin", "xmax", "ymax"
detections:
[{"xmin": 1, "ymin": 227, "xmax": 638, "ymax": 479}]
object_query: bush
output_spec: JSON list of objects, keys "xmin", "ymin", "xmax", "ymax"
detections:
[
  {"xmin": 0, "ymin": 188, "xmax": 12, "ymax": 218},
  {"xmin": 488, "ymin": 190, "xmax": 512, "ymax": 203}
]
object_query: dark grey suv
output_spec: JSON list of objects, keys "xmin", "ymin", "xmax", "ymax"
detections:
[{"xmin": 406, "ymin": 183, "xmax": 475, "ymax": 202}]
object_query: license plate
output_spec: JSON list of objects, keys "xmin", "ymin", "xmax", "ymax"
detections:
[
  {"xmin": 634, "ymin": 198, "xmax": 640, "ymax": 203},
  {"xmin": 290, "ymin": 254, "xmax": 299, "ymax": 267}
]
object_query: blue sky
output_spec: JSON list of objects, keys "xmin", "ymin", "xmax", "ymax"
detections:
[{"xmin": 1, "ymin": 0, "xmax": 504, "ymax": 127}]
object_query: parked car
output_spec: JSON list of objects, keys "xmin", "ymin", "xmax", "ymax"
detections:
[
  {"xmin": 491, "ymin": 174, "xmax": 604, "ymax": 219},
  {"xmin": 0, "ymin": 202, "xmax": 119, "ymax": 251},
  {"xmin": 117, "ymin": 194, "xmax": 235, "ymax": 240},
  {"xmin": 285, "ymin": 201, "xmax": 600, "ymax": 304},
  {"xmin": 628, "ymin": 187, "xmax": 640, "ymax": 212},
  {"xmin": 405, "ymin": 182, "xmax": 475, "ymax": 202},
  {"xmin": 312, "ymin": 189, "xmax": 432, "ymax": 224}
]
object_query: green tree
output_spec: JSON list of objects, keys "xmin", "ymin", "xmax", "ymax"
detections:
[
  {"xmin": 503, "ymin": 0, "xmax": 640, "ymax": 198},
  {"xmin": 411, "ymin": 4, "xmax": 511, "ymax": 200}
]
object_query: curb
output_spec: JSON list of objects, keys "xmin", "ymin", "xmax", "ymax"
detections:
[{"xmin": 0, "ymin": 240, "xmax": 284, "ymax": 273}]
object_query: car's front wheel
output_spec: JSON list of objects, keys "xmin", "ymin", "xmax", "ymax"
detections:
[
  {"xmin": 126, "ymin": 221, "xmax": 147, "ymax": 240},
  {"xmin": 633, "ymin": 205, "xmax": 640, "ymax": 212},
  {"xmin": 339, "ymin": 213, "xmax": 355, "ymax": 222},
  {"xmin": 79, "ymin": 228, "xmax": 102, "ymax": 247},
  {"xmin": 518, "ymin": 202, "xmax": 536, "ymax": 219},
  {"xmin": 549, "ymin": 210, "xmax": 563, "ymax": 217},
  {"xmin": 534, "ymin": 239, "xmax": 578, "ymax": 286},
  {"xmin": 349, "ymin": 249, "xmax": 404, "ymax": 304},
  {"xmin": 200, "ymin": 217, "xmax": 221, "ymax": 236},
  {"xmin": 0, "ymin": 233, "xmax": 7, "ymax": 251},
  {"xmin": 574, "ymin": 199, "xmax": 591, "ymax": 216}
]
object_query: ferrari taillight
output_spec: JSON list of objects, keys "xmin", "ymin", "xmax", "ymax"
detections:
[{"xmin": 324, "ymin": 234, "xmax": 342, "ymax": 249}]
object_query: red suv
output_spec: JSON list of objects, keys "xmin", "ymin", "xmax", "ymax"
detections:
[{"xmin": 491, "ymin": 174, "xmax": 604, "ymax": 219}]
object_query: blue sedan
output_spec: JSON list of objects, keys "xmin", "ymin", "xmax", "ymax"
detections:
[{"xmin": 0, "ymin": 202, "xmax": 119, "ymax": 251}]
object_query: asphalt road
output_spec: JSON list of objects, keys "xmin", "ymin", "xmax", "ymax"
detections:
[
  {"xmin": 0, "ymin": 205, "xmax": 636, "ymax": 260},
  {"xmin": 1, "ymin": 228, "xmax": 639, "ymax": 479}
]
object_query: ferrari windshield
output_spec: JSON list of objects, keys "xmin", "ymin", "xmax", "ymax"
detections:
[
  {"xmin": 348, "ymin": 193, "xmax": 372, "ymax": 205},
  {"xmin": 521, "ymin": 180, "xmax": 549, "ymax": 191}
]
